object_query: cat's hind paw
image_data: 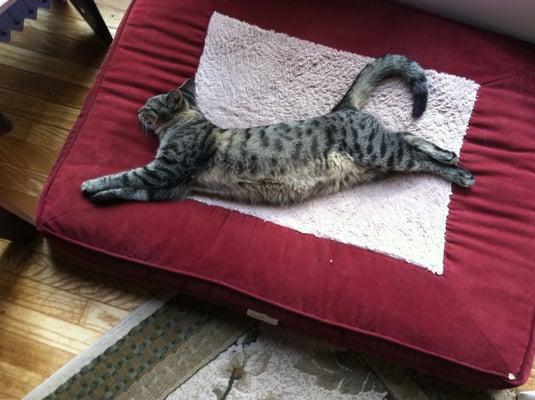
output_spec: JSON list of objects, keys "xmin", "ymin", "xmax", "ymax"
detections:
[{"xmin": 453, "ymin": 168, "xmax": 475, "ymax": 188}]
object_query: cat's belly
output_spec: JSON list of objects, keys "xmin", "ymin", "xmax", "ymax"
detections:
[{"xmin": 191, "ymin": 151, "xmax": 383, "ymax": 205}]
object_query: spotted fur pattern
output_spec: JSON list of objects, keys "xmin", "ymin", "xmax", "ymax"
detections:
[{"xmin": 81, "ymin": 54, "xmax": 474, "ymax": 205}]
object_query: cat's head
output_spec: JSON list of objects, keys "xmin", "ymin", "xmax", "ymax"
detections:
[{"xmin": 137, "ymin": 78, "xmax": 199, "ymax": 135}]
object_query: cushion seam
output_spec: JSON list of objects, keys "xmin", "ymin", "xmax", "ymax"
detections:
[
  {"xmin": 449, "ymin": 67, "xmax": 535, "ymax": 379},
  {"xmin": 439, "ymin": 277, "xmax": 514, "ymax": 373},
  {"xmin": 36, "ymin": 0, "xmax": 140, "ymax": 227},
  {"xmin": 517, "ymin": 304, "xmax": 535, "ymax": 379},
  {"xmin": 442, "ymin": 99, "xmax": 515, "ymax": 375},
  {"xmin": 39, "ymin": 225, "xmax": 512, "ymax": 381},
  {"xmin": 482, "ymin": 70, "xmax": 535, "ymax": 86}
]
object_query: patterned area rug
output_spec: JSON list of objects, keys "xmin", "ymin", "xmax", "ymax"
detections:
[{"xmin": 24, "ymin": 294, "xmax": 515, "ymax": 400}]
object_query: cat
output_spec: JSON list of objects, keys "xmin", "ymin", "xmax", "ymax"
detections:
[{"xmin": 81, "ymin": 54, "xmax": 474, "ymax": 205}]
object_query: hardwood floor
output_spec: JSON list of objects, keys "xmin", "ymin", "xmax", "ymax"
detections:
[
  {"xmin": 0, "ymin": 0, "xmax": 115, "ymax": 221},
  {"xmin": 0, "ymin": 1, "xmax": 157, "ymax": 398},
  {"xmin": 0, "ymin": 0, "xmax": 532, "ymax": 397},
  {"xmin": 0, "ymin": 238, "xmax": 154, "ymax": 399}
]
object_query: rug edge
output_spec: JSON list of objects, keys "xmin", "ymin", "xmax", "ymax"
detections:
[{"xmin": 22, "ymin": 291, "xmax": 176, "ymax": 400}]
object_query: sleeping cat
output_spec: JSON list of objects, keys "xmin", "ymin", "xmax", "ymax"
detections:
[{"xmin": 81, "ymin": 54, "xmax": 474, "ymax": 205}]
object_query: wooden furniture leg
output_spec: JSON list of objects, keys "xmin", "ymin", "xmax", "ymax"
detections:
[
  {"xmin": 0, "ymin": 111, "xmax": 12, "ymax": 135},
  {"xmin": 68, "ymin": 0, "xmax": 113, "ymax": 44}
]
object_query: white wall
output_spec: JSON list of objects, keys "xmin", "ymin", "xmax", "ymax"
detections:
[{"xmin": 395, "ymin": 0, "xmax": 535, "ymax": 44}]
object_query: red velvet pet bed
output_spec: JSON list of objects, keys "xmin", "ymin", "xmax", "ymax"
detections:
[{"xmin": 36, "ymin": 0, "xmax": 535, "ymax": 388}]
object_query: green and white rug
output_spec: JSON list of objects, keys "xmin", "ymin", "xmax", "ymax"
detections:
[{"xmin": 23, "ymin": 293, "xmax": 515, "ymax": 400}]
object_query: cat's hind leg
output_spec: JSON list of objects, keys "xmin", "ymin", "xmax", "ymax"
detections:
[
  {"xmin": 399, "ymin": 133, "xmax": 473, "ymax": 187},
  {"xmin": 401, "ymin": 133, "xmax": 458, "ymax": 165},
  {"xmin": 417, "ymin": 159, "xmax": 474, "ymax": 187}
]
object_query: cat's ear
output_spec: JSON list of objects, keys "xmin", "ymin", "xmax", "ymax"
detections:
[
  {"xmin": 165, "ymin": 89, "xmax": 183, "ymax": 109},
  {"xmin": 180, "ymin": 78, "xmax": 196, "ymax": 97},
  {"xmin": 179, "ymin": 78, "xmax": 197, "ymax": 106}
]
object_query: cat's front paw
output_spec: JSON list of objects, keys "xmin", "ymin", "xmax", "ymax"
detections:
[
  {"xmin": 88, "ymin": 189, "xmax": 123, "ymax": 205},
  {"xmin": 81, "ymin": 178, "xmax": 104, "ymax": 196}
]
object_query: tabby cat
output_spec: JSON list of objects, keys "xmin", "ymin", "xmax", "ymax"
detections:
[{"xmin": 81, "ymin": 54, "xmax": 474, "ymax": 205}]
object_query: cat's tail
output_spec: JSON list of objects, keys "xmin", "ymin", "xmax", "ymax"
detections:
[{"xmin": 333, "ymin": 54, "xmax": 428, "ymax": 118}]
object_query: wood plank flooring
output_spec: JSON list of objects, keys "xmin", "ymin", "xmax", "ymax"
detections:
[
  {"xmin": 0, "ymin": 1, "xmax": 157, "ymax": 398},
  {"xmin": 0, "ymin": 238, "xmax": 154, "ymax": 399},
  {"xmin": 0, "ymin": 0, "xmax": 110, "ymax": 221},
  {"xmin": 0, "ymin": 0, "xmax": 532, "ymax": 397}
]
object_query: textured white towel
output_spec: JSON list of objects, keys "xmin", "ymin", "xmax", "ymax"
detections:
[{"xmin": 193, "ymin": 13, "xmax": 479, "ymax": 274}]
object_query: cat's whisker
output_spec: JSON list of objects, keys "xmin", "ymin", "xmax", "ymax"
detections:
[{"xmin": 141, "ymin": 122, "xmax": 151, "ymax": 137}]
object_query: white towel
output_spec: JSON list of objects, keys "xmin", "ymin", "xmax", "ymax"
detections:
[{"xmin": 193, "ymin": 12, "xmax": 479, "ymax": 274}]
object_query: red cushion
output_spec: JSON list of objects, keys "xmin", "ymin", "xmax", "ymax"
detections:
[{"xmin": 37, "ymin": 0, "xmax": 535, "ymax": 388}]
